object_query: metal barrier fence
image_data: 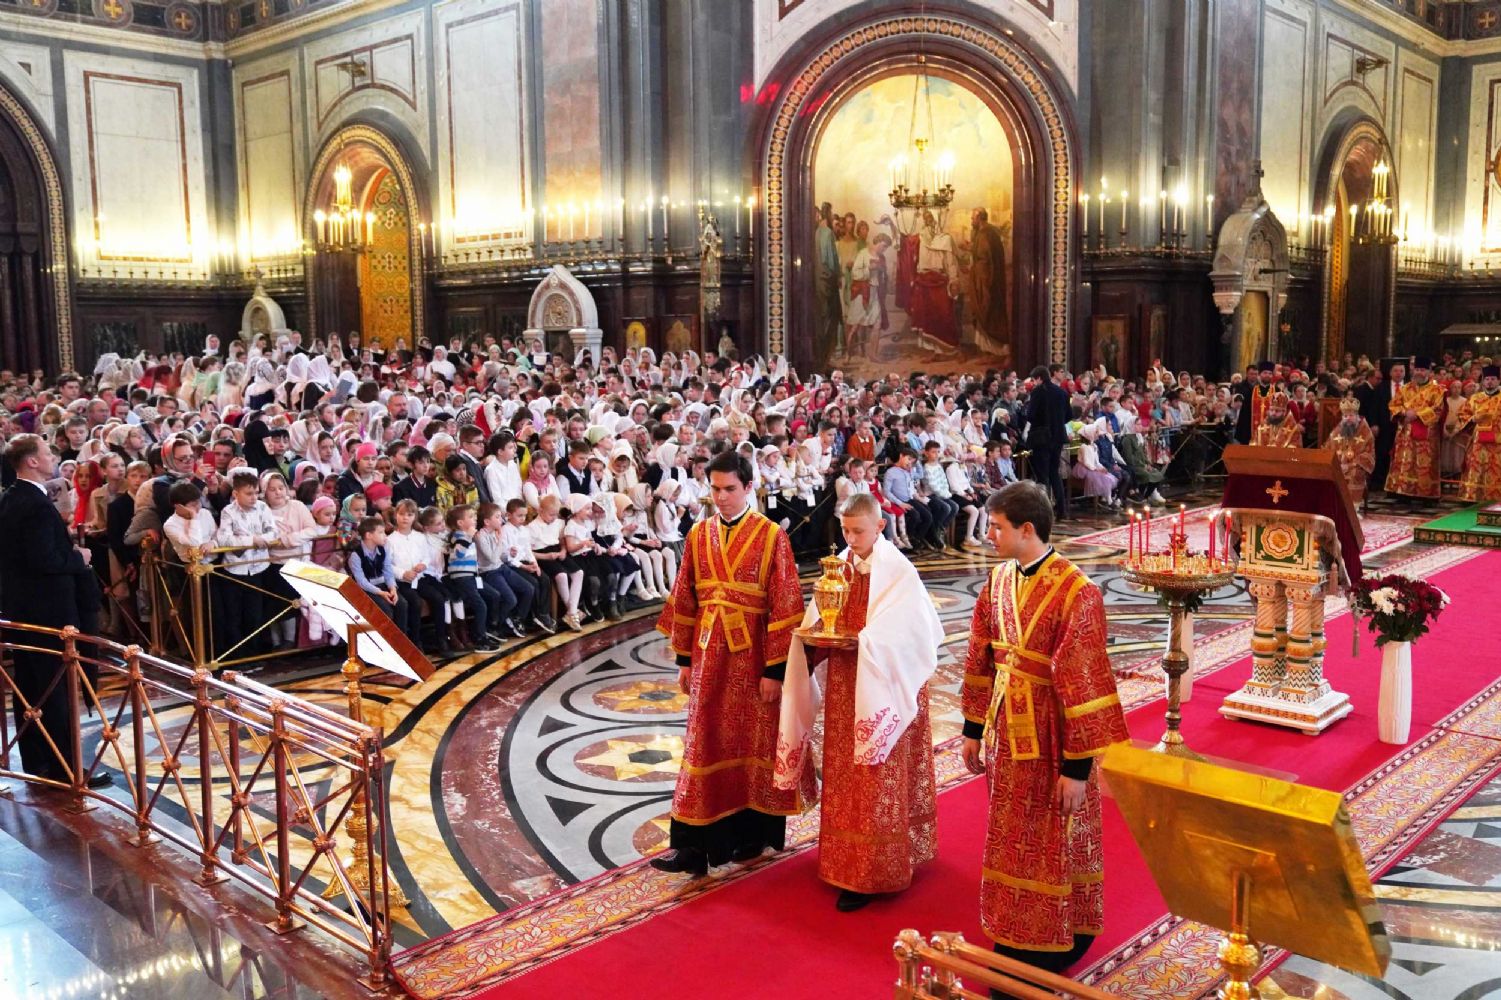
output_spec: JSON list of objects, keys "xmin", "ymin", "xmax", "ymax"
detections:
[
  {"xmin": 141, "ymin": 535, "xmax": 344, "ymax": 672},
  {"xmin": 892, "ymin": 930, "xmax": 1114, "ymax": 1000},
  {"xmin": 0, "ymin": 621, "xmax": 393, "ymax": 989}
]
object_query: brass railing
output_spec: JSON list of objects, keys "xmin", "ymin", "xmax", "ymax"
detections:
[
  {"xmin": 141, "ymin": 534, "xmax": 344, "ymax": 671},
  {"xmin": 0, "ymin": 621, "xmax": 393, "ymax": 989},
  {"xmin": 893, "ymin": 930, "xmax": 1114, "ymax": 1000}
]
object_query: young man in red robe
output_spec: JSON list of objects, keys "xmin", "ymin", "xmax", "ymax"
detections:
[
  {"xmin": 777, "ymin": 493, "xmax": 943, "ymax": 911},
  {"xmin": 961, "ymin": 482, "xmax": 1129, "ymax": 978},
  {"xmin": 652, "ymin": 451, "xmax": 814, "ymax": 876}
]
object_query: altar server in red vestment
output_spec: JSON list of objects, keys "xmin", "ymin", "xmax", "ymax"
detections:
[
  {"xmin": 652, "ymin": 451, "xmax": 814, "ymax": 876},
  {"xmin": 1387, "ymin": 356, "xmax": 1445, "ymax": 504},
  {"xmin": 961, "ymin": 482, "xmax": 1129, "ymax": 976},
  {"xmin": 776, "ymin": 493, "xmax": 943, "ymax": 911}
]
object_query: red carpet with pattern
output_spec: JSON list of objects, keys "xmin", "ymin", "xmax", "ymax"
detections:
[{"xmin": 399, "ymin": 549, "xmax": 1501, "ymax": 1000}]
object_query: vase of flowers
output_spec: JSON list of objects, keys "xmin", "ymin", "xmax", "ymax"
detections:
[{"xmin": 1351, "ymin": 574, "xmax": 1451, "ymax": 745}]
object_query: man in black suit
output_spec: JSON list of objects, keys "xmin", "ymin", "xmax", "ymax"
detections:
[
  {"xmin": 1024, "ymin": 364, "xmax": 1071, "ymax": 519},
  {"xmin": 1355, "ymin": 360, "xmax": 1404, "ymax": 494},
  {"xmin": 0, "ymin": 434, "xmax": 108, "ymax": 787}
]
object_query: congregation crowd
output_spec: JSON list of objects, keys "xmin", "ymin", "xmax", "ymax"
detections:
[{"xmin": 1, "ymin": 332, "xmax": 1497, "ymax": 665}]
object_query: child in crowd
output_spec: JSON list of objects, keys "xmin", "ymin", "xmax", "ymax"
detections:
[
  {"xmin": 436, "ymin": 454, "xmax": 478, "ymax": 511},
  {"xmin": 592, "ymin": 493, "xmax": 643, "ymax": 611},
  {"xmin": 214, "ymin": 467, "xmax": 280, "ymax": 657},
  {"xmin": 337, "ymin": 493, "xmax": 367, "ymax": 548},
  {"xmin": 347, "ymin": 515, "xmax": 421, "ymax": 647},
  {"xmin": 308, "ymin": 496, "xmax": 343, "ymax": 569},
  {"xmin": 366, "ymin": 481, "xmax": 395, "ymax": 526},
  {"xmin": 443, "ymin": 505, "xmax": 500, "ymax": 651},
  {"xmin": 622, "ymin": 487, "xmax": 675, "ymax": 600},
  {"xmin": 500, "ymin": 499, "xmax": 556, "ymax": 633},
  {"xmin": 944, "ymin": 455, "xmax": 986, "ymax": 547},
  {"xmin": 528, "ymin": 495, "xmax": 584, "ymax": 631},
  {"xmin": 392, "ymin": 503, "xmax": 452, "ymax": 656},
  {"xmin": 563, "ymin": 494, "xmax": 615, "ymax": 622},
  {"xmin": 474, "ymin": 502, "xmax": 526, "ymax": 638},
  {"xmin": 650, "ymin": 479, "xmax": 686, "ymax": 564}
]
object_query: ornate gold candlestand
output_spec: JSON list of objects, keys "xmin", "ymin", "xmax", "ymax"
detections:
[{"xmin": 1121, "ymin": 558, "xmax": 1234, "ymax": 760}]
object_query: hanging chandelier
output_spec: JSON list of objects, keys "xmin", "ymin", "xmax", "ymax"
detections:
[
  {"xmin": 1353, "ymin": 159, "xmax": 1398, "ymax": 247},
  {"xmin": 888, "ymin": 12, "xmax": 955, "ymax": 226},
  {"xmin": 313, "ymin": 157, "xmax": 375, "ymax": 254}
]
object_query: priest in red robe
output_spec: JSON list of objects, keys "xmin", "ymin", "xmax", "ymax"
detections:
[
  {"xmin": 776, "ymin": 493, "xmax": 943, "ymax": 911},
  {"xmin": 961, "ymin": 482, "xmax": 1129, "ymax": 974},
  {"xmin": 652, "ymin": 451, "xmax": 814, "ymax": 876}
]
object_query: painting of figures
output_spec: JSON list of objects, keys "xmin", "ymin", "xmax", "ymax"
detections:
[{"xmin": 811, "ymin": 73, "xmax": 1014, "ymax": 374}]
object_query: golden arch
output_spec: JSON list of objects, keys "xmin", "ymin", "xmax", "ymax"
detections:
[
  {"xmin": 0, "ymin": 84, "xmax": 74, "ymax": 372},
  {"xmin": 301, "ymin": 123, "xmax": 426, "ymax": 344},
  {"xmin": 757, "ymin": 13, "xmax": 1078, "ymax": 363}
]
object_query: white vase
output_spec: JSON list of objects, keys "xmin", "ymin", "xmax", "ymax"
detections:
[{"xmin": 1378, "ymin": 641, "xmax": 1413, "ymax": 744}]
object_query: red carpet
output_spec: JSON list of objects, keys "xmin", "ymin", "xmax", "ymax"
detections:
[{"xmin": 400, "ymin": 549, "xmax": 1501, "ymax": 1000}]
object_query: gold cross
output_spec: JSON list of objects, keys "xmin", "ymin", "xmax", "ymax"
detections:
[
  {"xmin": 1482, "ymin": 8, "xmax": 1499, "ymax": 30},
  {"xmin": 101, "ymin": 0, "xmax": 124, "ymax": 18},
  {"xmin": 259, "ymin": 0, "xmax": 270, "ymax": 19},
  {"xmin": 173, "ymin": 9, "xmax": 193, "ymax": 30},
  {"xmin": 1265, "ymin": 480, "xmax": 1289, "ymax": 505}
]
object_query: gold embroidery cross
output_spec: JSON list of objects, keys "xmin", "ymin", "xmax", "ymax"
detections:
[
  {"xmin": 1481, "ymin": 8, "xmax": 1499, "ymax": 30},
  {"xmin": 1265, "ymin": 480, "xmax": 1289, "ymax": 505},
  {"xmin": 101, "ymin": 0, "xmax": 125, "ymax": 18},
  {"xmin": 173, "ymin": 9, "xmax": 193, "ymax": 30}
]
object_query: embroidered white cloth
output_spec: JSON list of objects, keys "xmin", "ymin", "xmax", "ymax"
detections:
[{"xmin": 775, "ymin": 536, "xmax": 943, "ymax": 787}]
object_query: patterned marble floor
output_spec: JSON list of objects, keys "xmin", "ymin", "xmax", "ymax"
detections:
[{"xmin": 6, "ymin": 489, "xmax": 1500, "ymax": 1000}]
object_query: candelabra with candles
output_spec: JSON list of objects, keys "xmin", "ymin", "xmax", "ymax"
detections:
[
  {"xmin": 1119, "ymin": 505, "xmax": 1235, "ymax": 760},
  {"xmin": 312, "ymin": 162, "xmax": 375, "ymax": 256}
]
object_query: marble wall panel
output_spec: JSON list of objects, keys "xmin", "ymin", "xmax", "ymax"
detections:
[
  {"xmin": 0, "ymin": 40, "xmax": 56, "ymax": 138},
  {"xmin": 1260, "ymin": 0, "xmax": 1316, "ymax": 235},
  {"xmin": 62, "ymin": 51, "xmax": 210, "ymax": 279},
  {"xmin": 1463, "ymin": 62, "xmax": 1501, "ymax": 258},
  {"xmin": 540, "ymin": 0, "xmax": 603, "ymax": 231},
  {"xmin": 240, "ymin": 69, "xmax": 300, "ymax": 261},
  {"xmin": 300, "ymin": 8, "xmax": 428, "ymax": 151},
  {"xmin": 1395, "ymin": 54, "xmax": 1437, "ymax": 241},
  {"xmin": 434, "ymin": 0, "xmax": 529, "ymax": 248},
  {"xmin": 1318, "ymin": 9, "xmax": 1397, "ymax": 134}
]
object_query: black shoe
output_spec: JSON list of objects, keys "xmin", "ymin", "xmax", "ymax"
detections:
[
  {"xmin": 532, "ymin": 616, "xmax": 558, "ymax": 636},
  {"xmin": 835, "ymin": 889, "xmax": 872, "ymax": 912},
  {"xmin": 86, "ymin": 772, "xmax": 113, "ymax": 790},
  {"xmin": 605, "ymin": 598, "xmax": 622, "ymax": 621},
  {"xmin": 729, "ymin": 842, "xmax": 766, "ymax": 863},
  {"xmin": 508, "ymin": 617, "xmax": 531, "ymax": 637},
  {"xmin": 649, "ymin": 849, "xmax": 707, "ymax": 877}
]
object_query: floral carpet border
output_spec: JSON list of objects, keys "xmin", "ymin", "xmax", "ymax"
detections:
[
  {"xmin": 390, "ymin": 545, "xmax": 1478, "ymax": 1000},
  {"xmin": 1076, "ymin": 678, "xmax": 1501, "ymax": 999}
]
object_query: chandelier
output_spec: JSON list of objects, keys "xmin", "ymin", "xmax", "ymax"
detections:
[
  {"xmin": 888, "ymin": 11, "xmax": 955, "ymax": 229},
  {"xmin": 1353, "ymin": 159, "xmax": 1397, "ymax": 247},
  {"xmin": 313, "ymin": 159, "xmax": 375, "ymax": 254}
]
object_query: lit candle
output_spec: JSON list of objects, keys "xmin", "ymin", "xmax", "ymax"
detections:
[
  {"xmin": 661, "ymin": 195, "xmax": 670, "ymax": 250},
  {"xmin": 747, "ymin": 195, "xmax": 756, "ymax": 247},
  {"xmin": 643, "ymin": 200, "xmax": 651, "ymax": 242},
  {"xmin": 1208, "ymin": 511, "xmax": 1217, "ymax": 564},
  {"xmin": 733, "ymin": 195, "xmax": 742, "ymax": 241},
  {"xmin": 1179, "ymin": 503, "xmax": 1186, "ymax": 536},
  {"xmin": 1081, "ymin": 194, "xmax": 1090, "ymax": 241},
  {"xmin": 1158, "ymin": 190, "xmax": 1167, "ymax": 243},
  {"xmin": 1144, "ymin": 507, "xmax": 1151, "ymax": 554},
  {"xmin": 1119, "ymin": 189, "xmax": 1128, "ymax": 236}
]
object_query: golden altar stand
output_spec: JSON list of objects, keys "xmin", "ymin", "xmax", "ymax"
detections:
[
  {"xmin": 1102, "ymin": 744, "xmax": 1389, "ymax": 999},
  {"xmin": 1218, "ymin": 446, "xmax": 1362, "ymax": 736}
]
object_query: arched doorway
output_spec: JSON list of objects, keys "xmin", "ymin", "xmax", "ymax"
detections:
[
  {"xmin": 0, "ymin": 85, "xmax": 72, "ymax": 375},
  {"xmin": 755, "ymin": 12, "xmax": 1078, "ymax": 374},
  {"xmin": 1316, "ymin": 120, "xmax": 1396, "ymax": 365},
  {"xmin": 302, "ymin": 124, "xmax": 425, "ymax": 348}
]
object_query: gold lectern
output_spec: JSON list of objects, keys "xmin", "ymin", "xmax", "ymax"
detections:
[{"xmin": 1102, "ymin": 743, "xmax": 1389, "ymax": 999}]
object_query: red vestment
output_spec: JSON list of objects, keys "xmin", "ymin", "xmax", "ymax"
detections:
[
  {"xmin": 1249, "ymin": 383, "xmax": 1273, "ymax": 438},
  {"xmin": 909, "ymin": 270, "xmax": 959, "ymax": 348},
  {"xmin": 817, "ymin": 566, "xmax": 937, "ymax": 894},
  {"xmin": 1252, "ymin": 419, "xmax": 1302, "ymax": 449},
  {"xmin": 1387, "ymin": 381, "xmax": 1445, "ymax": 499},
  {"xmin": 961, "ymin": 555, "xmax": 1128, "ymax": 952},
  {"xmin": 656, "ymin": 510, "xmax": 813, "ymax": 857}
]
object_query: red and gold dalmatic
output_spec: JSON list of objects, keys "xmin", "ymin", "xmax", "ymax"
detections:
[
  {"xmin": 656, "ymin": 510, "xmax": 814, "ymax": 852},
  {"xmin": 1459, "ymin": 390, "xmax": 1501, "ymax": 502},
  {"xmin": 1249, "ymin": 383, "xmax": 1273, "ymax": 438},
  {"xmin": 1253, "ymin": 419, "xmax": 1302, "ymax": 449},
  {"xmin": 1325, "ymin": 422, "xmax": 1377, "ymax": 504},
  {"xmin": 962, "ymin": 555, "xmax": 1128, "ymax": 952},
  {"xmin": 1386, "ymin": 380, "xmax": 1445, "ymax": 499},
  {"xmin": 818, "ymin": 566, "xmax": 937, "ymax": 894}
]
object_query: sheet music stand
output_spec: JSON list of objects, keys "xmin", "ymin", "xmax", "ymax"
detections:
[{"xmin": 1102, "ymin": 743, "xmax": 1389, "ymax": 999}]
